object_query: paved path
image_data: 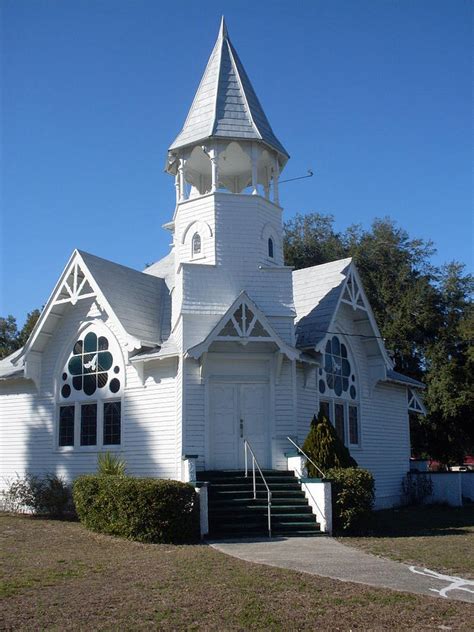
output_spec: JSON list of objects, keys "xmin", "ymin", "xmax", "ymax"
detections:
[{"xmin": 209, "ymin": 537, "xmax": 474, "ymax": 604}]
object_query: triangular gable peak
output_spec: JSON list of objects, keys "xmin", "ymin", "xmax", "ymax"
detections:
[
  {"xmin": 19, "ymin": 251, "xmax": 147, "ymax": 368},
  {"xmin": 331, "ymin": 263, "xmax": 393, "ymax": 371},
  {"xmin": 408, "ymin": 388, "xmax": 426, "ymax": 415},
  {"xmin": 187, "ymin": 292, "xmax": 299, "ymax": 360},
  {"xmin": 54, "ymin": 259, "xmax": 96, "ymax": 306}
]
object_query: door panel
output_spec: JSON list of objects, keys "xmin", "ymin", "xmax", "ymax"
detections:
[
  {"xmin": 210, "ymin": 384, "xmax": 238, "ymax": 469},
  {"xmin": 210, "ymin": 381, "xmax": 270, "ymax": 470},
  {"xmin": 239, "ymin": 384, "xmax": 269, "ymax": 467}
]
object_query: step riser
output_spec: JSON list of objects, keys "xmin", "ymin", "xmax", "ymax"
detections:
[{"xmin": 199, "ymin": 469, "xmax": 321, "ymax": 539}]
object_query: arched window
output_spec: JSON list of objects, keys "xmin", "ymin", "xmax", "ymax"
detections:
[
  {"xmin": 268, "ymin": 237, "xmax": 274, "ymax": 258},
  {"xmin": 318, "ymin": 335, "xmax": 360, "ymax": 447},
  {"xmin": 192, "ymin": 232, "xmax": 202, "ymax": 257},
  {"xmin": 57, "ymin": 327, "xmax": 123, "ymax": 449}
]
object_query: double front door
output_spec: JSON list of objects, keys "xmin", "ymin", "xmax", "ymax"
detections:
[{"xmin": 209, "ymin": 382, "xmax": 269, "ymax": 470}]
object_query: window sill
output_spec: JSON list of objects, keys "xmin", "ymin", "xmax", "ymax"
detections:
[{"xmin": 55, "ymin": 445, "xmax": 122, "ymax": 453}]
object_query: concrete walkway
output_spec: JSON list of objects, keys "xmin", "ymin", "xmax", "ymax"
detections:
[{"xmin": 209, "ymin": 537, "xmax": 474, "ymax": 604}]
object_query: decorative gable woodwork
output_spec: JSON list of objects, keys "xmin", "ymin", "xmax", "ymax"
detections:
[
  {"xmin": 217, "ymin": 302, "xmax": 271, "ymax": 341},
  {"xmin": 341, "ymin": 268, "xmax": 367, "ymax": 311},
  {"xmin": 54, "ymin": 261, "xmax": 96, "ymax": 306},
  {"xmin": 408, "ymin": 388, "xmax": 426, "ymax": 414}
]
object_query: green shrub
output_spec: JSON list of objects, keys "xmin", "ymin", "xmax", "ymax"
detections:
[
  {"xmin": 97, "ymin": 452, "xmax": 126, "ymax": 476},
  {"xmin": 73, "ymin": 475, "xmax": 199, "ymax": 544},
  {"xmin": 5, "ymin": 473, "xmax": 72, "ymax": 517},
  {"xmin": 327, "ymin": 467, "xmax": 375, "ymax": 533},
  {"xmin": 303, "ymin": 412, "xmax": 357, "ymax": 475}
]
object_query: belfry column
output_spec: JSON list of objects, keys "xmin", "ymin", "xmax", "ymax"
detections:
[
  {"xmin": 210, "ymin": 149, "xmax": 219, "ymax": 193},
  {"xmin": 178, "ymin": 158, "xmax": 186, "ymax": 202},
  {"xmin": 251, "ymin": 143, "xmax": 258, "ymax": 195},
  {"xmin": 273, "ymin": 156, "xmax": 280, "ymax": 205}
]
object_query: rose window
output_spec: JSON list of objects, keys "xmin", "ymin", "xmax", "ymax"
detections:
[
  {"xmin": 319, "ymin": 335, "xmax": 357, "ymax": 399},
  {"xmin": 61, "ymin": 331, "xmax": 121, "ymax": 398}
]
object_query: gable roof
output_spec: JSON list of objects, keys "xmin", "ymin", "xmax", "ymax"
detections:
[
  {"xmin": 186, "ymin": 291, "xmax": 300, "ymax": 361},
  {"xmin": 143, "ymin": 250, "xmax": 175, "ymax": 291},
  {"xmin": 19, "ymin": 250, "xmax": 170, "ymax": 364},
  {"xmin": 0, "ymin": 348, "xmax": 25, "ymax": 380},
  {"xmin": 292, "ymin": 258, "xmax": 429, "ymax": 389},
  {"xmin": 293, "ymin": 258, "xmax": 352, "ymax": 349},
  {"xmin": 78, "ymin": 251, "xmax": 168, "ymax": 345},
  {"xmin": 386, "ymin": 369, "xmax": 425, "ymax": 389},
  {"xmin": 169, "ymin": 18, "xmax": 288, "ymax": 160}
]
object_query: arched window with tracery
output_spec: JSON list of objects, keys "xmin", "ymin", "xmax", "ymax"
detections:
[
  {"xmin": 57, "ymin": 326, "xmax": 123, "ymax": 449},
  {"xmin": 318, "ymin": 335, "xmax": 360, "ymax": 447},
  {"xmin": 192, "ymin": 232, "xmax": 202, "ymax": 257}
]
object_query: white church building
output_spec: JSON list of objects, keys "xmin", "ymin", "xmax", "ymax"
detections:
[{"xmin": 0, "ymin": 19, "xmax": 424, "ymax": 523}]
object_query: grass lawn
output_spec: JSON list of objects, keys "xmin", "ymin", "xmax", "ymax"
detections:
[
  {"xmin": 341, "ymin": 505, "xmax": 474, "ymax": 579},
  {"xmin": 1, "ymin": 514, "xmax": 473, "ymax": 630}
]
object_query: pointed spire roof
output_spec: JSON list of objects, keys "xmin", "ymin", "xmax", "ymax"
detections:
[{"xmin": 169, "ymin": 17, "xmax": 289, "ymax": 160}]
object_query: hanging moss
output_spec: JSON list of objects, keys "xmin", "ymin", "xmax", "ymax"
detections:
[{"xmin": 302, "ymin": 411, "xmax": 358, "ymax": 475}]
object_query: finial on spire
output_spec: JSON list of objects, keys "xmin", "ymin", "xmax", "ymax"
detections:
[{"xmin": 219, "ymin": 16, "xmax": 228, "ymax": 39}]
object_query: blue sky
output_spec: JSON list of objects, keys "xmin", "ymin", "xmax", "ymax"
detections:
[{"xmin": 1, "ymin": 0, "xmax": 472, "ymax": 325}]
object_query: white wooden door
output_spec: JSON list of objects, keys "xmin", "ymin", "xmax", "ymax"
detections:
[
  {"xmin": 209, "ymin": 382, "xmax": 269, "ymax": 469},
  {"xmin": 239, "ymin": 383, "xmax": 268, "ymax": 468},
  {"xmin": 210, "ymin": 383, "xmax": 240, "ymax": 469}
]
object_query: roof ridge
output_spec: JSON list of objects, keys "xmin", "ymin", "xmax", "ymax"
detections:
[
  {"xmin": 292, "ymin": 257, "xmax": 353, "ymax": 275},
  {"xmin": 226, "ymin": 38, "xmax": 262, "ymax": 142},
  {"xmin": 77, "ymin": 250, "xmax": 163, "ymax": 282}
]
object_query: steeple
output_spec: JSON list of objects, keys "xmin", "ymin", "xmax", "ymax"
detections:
[
  {"xmin": 166, "ymin": 18, "xmax": 288, "ymax": 203},
  {"xmin": 169, "ymin": 17, "xmax": 288, "ymax": 159}
]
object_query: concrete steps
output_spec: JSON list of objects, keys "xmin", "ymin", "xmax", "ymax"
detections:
[{"xmin": 197, "ymin": 470, "xmax": 322, "ymax": 538}]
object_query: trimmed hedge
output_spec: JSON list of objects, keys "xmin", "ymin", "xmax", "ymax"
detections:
[
  {"xmin": 327, "ymin": 467, "xmax": 375, "ymax": 534},
  {"xmin": 73, "ymin": 475, "xmax": 200, "ymax": 544}
]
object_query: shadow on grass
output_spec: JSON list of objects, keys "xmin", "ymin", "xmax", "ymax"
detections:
[{"xmin": 343, "ymin": 504, "xmax": 474, "ymax": 539}]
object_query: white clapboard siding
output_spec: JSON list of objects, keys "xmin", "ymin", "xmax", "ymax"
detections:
[
  {"xmin": 296, "ymin": 365, "xmax": 317, "ymax": 444},
  {"xmin": 0, "ymin": 297, "xmax": 179, "ymax": 489},
  {"xmin": 331, "ymin": 307, "xmax": 410, "ymax": 508}
]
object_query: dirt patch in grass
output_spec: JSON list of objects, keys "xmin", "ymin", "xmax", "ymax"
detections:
[
  {"xmin": 1, "ymin": 514, "xmax": 473, "ymax": 630},
  {"xmin": 341, "ymin": 505, "xmax": 474, "ymax": 579}
]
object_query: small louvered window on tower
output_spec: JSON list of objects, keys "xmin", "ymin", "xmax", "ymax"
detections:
[{"xmin": 192, "ymin": 233, "xmax": 202, "ymax": 257}]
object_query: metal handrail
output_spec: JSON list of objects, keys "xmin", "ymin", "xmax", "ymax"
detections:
[
  {"xmin": 244, "ymin": 439, "xmax": 272, "ymax": 538},
  {"xmin": 286, "ymin": 436, "xmax": 326, "ymax": 479}
]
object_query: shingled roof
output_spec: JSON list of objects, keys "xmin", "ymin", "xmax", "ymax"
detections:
[
  {"xmin": 293, "ymin": 258, "xmax": 352, "ymax": 349},
  {"xmin": 78, "ymin": 251, "xmax": 169, "ymax": 345},
  {"xmin": 169, "ymin": 18, "xmax": 288, "ymax": 159}
]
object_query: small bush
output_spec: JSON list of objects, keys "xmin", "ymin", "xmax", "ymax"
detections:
[
  {"xmin": 73, "ymin": 475, "xmax": 200, "ymax": 544},
  {"xmin": 327, "ymin": 467, "xmax": 375, "ymax": 534},
  {"xmin": 4, "ymin": 473, "xmax": 72, "ymax": 517},
  {"xmin": 402, "ymin": 471, "xmax": 433, "ymax": 505},
  {"xmin": 303, "ymin": 412, "xmax": 357, "ymax": 475},
  {"xmin": 97, "ymin": 452, "xmax": 126, "ymax": 476}
]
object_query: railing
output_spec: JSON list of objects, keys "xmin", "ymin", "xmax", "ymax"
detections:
[
  {"xmin": 244, "ymin": 439, "xmax": 272, "ymax": 538},
  {"xmin": 286, "ymin": 436, "xmax": 326, "ymax": 479}
]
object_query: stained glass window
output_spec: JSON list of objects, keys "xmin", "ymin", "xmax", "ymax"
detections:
[
  {"xmin": 319, "ymin": 336, "xmax": 360, "ymax": 447},
  {"xmin": 335, "ymin": 403, "xmax": 345, "ymax": 443},
  {"xmin": 104, "ymin": 402, "xmax": 121, "ymax": 445},
  {"xmin": 61, "ymin": 330, "xmax": 120, "ymax": 399},
  {"xmin": 349, "ymin": 406, "xmax": 359, "ymax": 445},
  {"xmin": 59, "ymin": 406, "xmax": 75, "ymax": 447},
  {"xmin": 80, "ymin": 404, "xmax": 97, "ymax": 446},
  {"xmin": 322, "ymin": 335, "xmax": 356, "ymax": 399}
]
